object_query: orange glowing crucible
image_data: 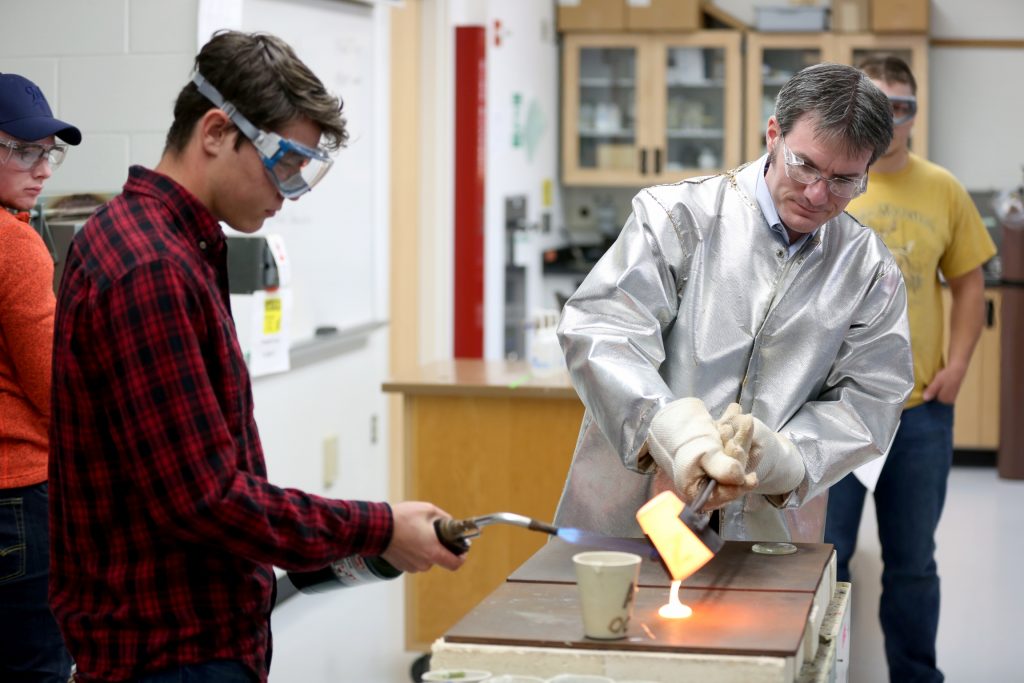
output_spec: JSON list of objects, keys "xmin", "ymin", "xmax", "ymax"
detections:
[{"xmin": 635, "ymin": 490, "xmax": 716, "ymax": 582}]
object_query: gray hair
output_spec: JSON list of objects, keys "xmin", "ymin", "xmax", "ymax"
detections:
[{"xmin": 775, "ymin": 62, "xmax": 893, "ymax": 165}]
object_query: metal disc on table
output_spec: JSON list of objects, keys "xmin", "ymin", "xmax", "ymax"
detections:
[{"xmin": 751, "ymin": 542, "xmax": 798, "ymax": 556}]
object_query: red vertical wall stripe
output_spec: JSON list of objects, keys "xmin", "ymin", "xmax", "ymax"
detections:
[{"xmin": 453, "ymin": 26, "xmax": 486, "ymax": 358}]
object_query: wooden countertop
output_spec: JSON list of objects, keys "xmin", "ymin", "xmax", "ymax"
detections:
[{"xmin": 383, "ymin": 359, "xmax": 579, "ymax": 399}]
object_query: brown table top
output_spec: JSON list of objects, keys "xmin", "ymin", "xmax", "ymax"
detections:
[
  {"xmin": 382, "ymin": 359, "xmax": 579, "ymax": 399},
  {"xmin": 507, "ymin": 537, "xmax": 833, "ymax": 593},
  {"xmin": 444, "ymin": 581, "xmax": 813, "ymax": 657}
]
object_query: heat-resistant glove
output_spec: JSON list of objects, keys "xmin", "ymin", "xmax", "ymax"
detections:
[
  {"xmin": 647, "ymin": 397, "xmax": 757, "ymax": 510},
  {"xmin": 716, "ymin": 403, "xmax": 805, "ymax": 499}
]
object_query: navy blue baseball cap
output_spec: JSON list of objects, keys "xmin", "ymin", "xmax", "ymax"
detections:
[{"xmin": 0, "ymin": 73, "xmax": 81, "ymax": 145}]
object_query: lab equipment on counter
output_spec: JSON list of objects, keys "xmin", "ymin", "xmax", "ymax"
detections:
[{"xmin": 227, "ymin": 234, "xmax": 291, "ymax": 377}]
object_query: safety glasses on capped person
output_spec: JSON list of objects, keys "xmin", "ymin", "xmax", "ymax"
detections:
[
  {"xmin": 889, "ymin": 95, "xmax": 917, "ymax": 126},
  {"xmin": 778, "ymin": 136, "xmax": 868, "ymax": 199},
  {"xmin": 191, "ymin": 72, "xmax": 333, "ymax": 199},
  {"xmin": 0, "ymin": 136, "xmax": 67, "ymax": 170}
]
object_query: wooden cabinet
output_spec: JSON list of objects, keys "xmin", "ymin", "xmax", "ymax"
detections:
[
  {"xmin": 943, "ymin": 288, "xmax": 1001, "ymax": 450},
  {"xmin": 556, "ymin": 0, "xmax": 700, "ymax": 32},
  {"xmin": 383, "ymin": 361, "xmax": 584, "ymax": 651},
  {"xmin": 745, "ymin": 32, "xmax": 929, "ymax": 160},
  {"xmin": 744, "ymin": 33, "xmax": 835, "ymax": 160},
  {"xmin": 833, "ymin": 33, "xmax": 929, "ymax": 158},
  {"xmin": 562, "ymin": 31, "xmax": 742, "ymax": 186}
]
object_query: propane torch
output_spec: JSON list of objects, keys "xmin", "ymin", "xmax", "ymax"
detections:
[{"xmin": 287, "ymin": 512, "xmax": 560, "ymax": 594}]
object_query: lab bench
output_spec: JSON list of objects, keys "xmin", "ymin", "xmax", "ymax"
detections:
[
  {"xmin": 430, "ymin": 539, "xmax": 847, "ymax": 683},
  {"xmin": 383, "ymin": 360, "xmax": 584, "ymax": 651}
]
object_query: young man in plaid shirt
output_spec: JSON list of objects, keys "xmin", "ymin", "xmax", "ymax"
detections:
[{"xmin": 48, "ymin": 31, "xmax": 464, "ymax": 683}]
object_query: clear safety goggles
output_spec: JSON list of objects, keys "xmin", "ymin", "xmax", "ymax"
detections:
[
  {"xmin": 192, "ymin": 72, "xmax": 333, "ymax": 199},
  {"xmin": 780, "ymin": 136, "xmax": 867, "ymax": 200},
  {"xmin": 889, "ymin": 95, "xmax": 917, "ymax": 126},
  {"xmin": 0, "ymin": 137, "xmax": 67, "ymax": 170}
]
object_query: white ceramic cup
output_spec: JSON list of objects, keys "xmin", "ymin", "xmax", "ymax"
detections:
[
  {"xmin": 421, "ymin": 669, "xmax": 491, "ymax": 682},
  {"xmin": 572, "ymin": 551, "xmax": 642, "ymax": 640}
]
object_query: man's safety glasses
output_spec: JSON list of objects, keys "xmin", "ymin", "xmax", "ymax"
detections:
[
  {"xmin": 888, "ymin": 95, "xmax": 917, "ymax": 126},
  {"xmin": 0, "ymin": 137, "xmax": 67, "ymax": 170},
  {"xmin": 779, "ymin": 136, "xmax": 867, "ymax": 200},
  {"xmin": 192, "ymin": 72, "xmax": 333, "ymax": 199}
]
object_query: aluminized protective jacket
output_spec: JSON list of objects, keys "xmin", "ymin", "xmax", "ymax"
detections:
[{"xmin": 554, "ymin": 159, "xmax": 913, "ymax": 541}]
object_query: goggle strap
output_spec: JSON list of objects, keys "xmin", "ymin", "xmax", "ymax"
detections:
[{"xmin": 192, "ymin": 72, "xmax": 266, "ymax": 149}]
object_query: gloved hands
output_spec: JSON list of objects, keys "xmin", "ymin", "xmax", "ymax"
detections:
[
  {"xmin": 647, "ymin": 397, "xmax": 757, "ymax": 510},
  {"xmin": 716, "ymin": 403, "xmax": 805, "ymax": 499}
]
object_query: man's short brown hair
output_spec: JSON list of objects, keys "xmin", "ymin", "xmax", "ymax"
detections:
[
  {"xmin": 857, "ymin": 55, "xmax": 917, "ymax": 95},
  {"xmin": 165, "ymin": 31, "xmax": 348, "ymax": 154}
]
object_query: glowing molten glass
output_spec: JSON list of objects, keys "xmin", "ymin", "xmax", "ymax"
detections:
[
  {"xmin": 658, "ymin": 580, "xmax": 692, "ymax": 619},
  {"xmin": 635, "ymin": 490, "xmax": 715, "ymax": 581}
]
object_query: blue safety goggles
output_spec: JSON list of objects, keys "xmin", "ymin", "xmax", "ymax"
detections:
[
  {"xmin": 889, "ymin": 95, "xmax": 917, "ymax": 126},
  {"xmin": 192, "ymin": 72, "xmax": 333, "ymax": 199}
]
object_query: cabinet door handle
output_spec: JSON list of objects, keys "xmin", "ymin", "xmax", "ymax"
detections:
[
  {"xmin": 986, "ymin": 297, "xmax": 995, "ymax": 327},
  {"xmin": 655, "ymin": 148, "xmax": 662, "ymax": 174},
  {"xmin": 639, "ymin": 148, "xmax": 648, "ymax": 174}
]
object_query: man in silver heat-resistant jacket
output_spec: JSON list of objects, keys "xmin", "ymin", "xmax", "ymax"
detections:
[{"xmin": 555, "ymin": 63, "xmax": 914, "ymax": 542}]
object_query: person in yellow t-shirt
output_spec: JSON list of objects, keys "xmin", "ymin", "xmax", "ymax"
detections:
[{"xmin": 824, "ymin": 56, "xmax": 996, "ymax": 683}]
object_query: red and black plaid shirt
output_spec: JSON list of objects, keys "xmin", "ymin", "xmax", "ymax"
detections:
[{"xmin": 49, "ymin": 166, "xmax": 393, "ymax": 682}]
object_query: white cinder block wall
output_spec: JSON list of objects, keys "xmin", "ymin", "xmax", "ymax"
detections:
[
  {"xmin": 2, "ymin": 1, "xmax": 405, "ymax": 681},
  {"xmin": 1, "ymin": 0, "xmax": 198, "ymax": 194}
]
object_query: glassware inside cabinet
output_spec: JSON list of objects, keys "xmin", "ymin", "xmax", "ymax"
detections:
[
  {"xmin": 663, "ymin": 47, "xmax": 726, "ymax": 173},
  {"xmin": 577, "ymin": 47, "xmax": 637, "ymax": 171},
  {"xmin": 757, "ymin": 48, "xmax": 821, "ymax": 156}
]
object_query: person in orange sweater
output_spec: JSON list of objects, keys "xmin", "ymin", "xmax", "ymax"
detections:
[{"xmin": 0, "ymin": 72, "xmax": 80, "ymax": 682}]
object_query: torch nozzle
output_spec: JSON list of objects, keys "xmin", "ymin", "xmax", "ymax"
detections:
[{"xmin": 434, "ymin": 512, "xmax": 559, "ymax": 555}]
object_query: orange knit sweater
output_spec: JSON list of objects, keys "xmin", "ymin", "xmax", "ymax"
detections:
[{"xmin": 0, "ymin": 209, "xmax": 55, "ymax": 488}]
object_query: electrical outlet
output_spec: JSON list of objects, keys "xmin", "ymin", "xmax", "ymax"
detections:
[
  {"xmin": 573, "ymin": 200, "xmax": 595, "ymax": 231},
  {"xmin": 322, "ymin": 435, "xmax": 339, "ymax": 488}
]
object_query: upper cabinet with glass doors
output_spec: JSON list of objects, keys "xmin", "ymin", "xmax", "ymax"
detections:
[
  {"xmin": 562, "ymin": 31, "xmax": 741, "ymax": 186},
  {"xmin": 745, "ymin": 33, "xmax": 928, "ymax": 160},
  {"xmin": 744, "ymin": 34, "xmax": 834, "ymax": 160},
  {"xmin": 833, "ymin": 34, "xmax": 929, "ymax": 158}
]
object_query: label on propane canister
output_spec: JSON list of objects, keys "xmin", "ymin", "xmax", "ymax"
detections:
[{"xmin": 329, "ymin": 555, "xmax": 401, "ymax": 586}]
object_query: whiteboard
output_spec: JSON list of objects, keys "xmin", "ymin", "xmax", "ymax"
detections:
[{"xmin": 237, "ymin": 0, "xmax": 382, "ymax": 341}]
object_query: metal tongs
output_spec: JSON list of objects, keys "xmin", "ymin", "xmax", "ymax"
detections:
[{"xmin": 433, "ymin": 512, "xmax": 558, "ymax": 555}]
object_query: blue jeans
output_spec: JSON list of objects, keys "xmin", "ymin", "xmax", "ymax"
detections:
[
  {"xmin": 0, "ymin": 482, "xmax": 73, "ymax": 682},
  {"xmin": 825, "ymin": 400, "xmax": 953, "ymax": 683},
  {"xmin": 133, "ymin": 661, "xmax": 255, "ymax": 683}
]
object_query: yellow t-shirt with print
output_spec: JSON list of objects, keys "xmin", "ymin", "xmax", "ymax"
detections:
[{"xmin": 847, "ymin": 153, "xmax": 996, "ymax": 408}]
